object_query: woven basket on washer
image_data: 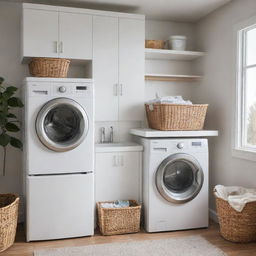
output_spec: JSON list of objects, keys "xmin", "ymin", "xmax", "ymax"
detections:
[
  {"xmin": 0, "ymin": 194, "xmax": 19, "ymax": 252},
  {"xmin": 97, "ymin": 200, "xmax": 141, "ymax": 236},
  {"xmin": 215, "ymin": 194, "xmax": 256, "ymax": 243},
  {"xmin": 29, "ymin": 58, "xmax": 70, "ymax": 78},
  {"xmin": 145, "ymin": 103, "xmax": 208, "ymax": 131}
]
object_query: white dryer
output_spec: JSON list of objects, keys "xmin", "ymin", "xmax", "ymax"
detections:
[
  {"xmin": 138, "ymin": 137, "xmax": 209, "ymax": 232},
  {"xmin": 23, "ymin": 77, "xmax": 94, "ymax": 241}
]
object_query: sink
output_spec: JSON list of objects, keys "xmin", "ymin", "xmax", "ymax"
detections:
[{"xmin": 95, "ymin": 142, "xmax": 143, "ymax": 152}]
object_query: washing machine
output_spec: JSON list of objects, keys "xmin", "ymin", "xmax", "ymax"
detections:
[
  {"xmin": 138, "ymin": 137, "xmax": 209, "ymax": 232},
  {"xmin": 23, "ymin": 77, "xmax": 94, "ymax": 241}
]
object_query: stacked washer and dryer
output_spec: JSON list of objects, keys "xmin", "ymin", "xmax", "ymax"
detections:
[{"xmin": 23, "ymin": 77, "xmax": 94, "ymax": 241}]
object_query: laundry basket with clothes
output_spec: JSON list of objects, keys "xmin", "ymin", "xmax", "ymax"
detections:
[{"xmin": 214, "ymin": 185, "xmax": 256, "ymax": 242}]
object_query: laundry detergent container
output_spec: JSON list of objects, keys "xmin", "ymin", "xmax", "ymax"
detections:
[{"xmin": 145, "ymin": 103, "xmax": 208, "ymax": 131}]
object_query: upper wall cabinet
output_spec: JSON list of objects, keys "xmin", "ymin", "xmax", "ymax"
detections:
[
  {"xmin": 93, "ymin": 16, "xmax": 145, "ymax": 121},
  {"xmin": 22, "ymin": 6, "xmax": 92, "ymax": 60}
]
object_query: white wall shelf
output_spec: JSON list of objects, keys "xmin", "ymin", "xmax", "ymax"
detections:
[
  {"xmin": 145, "ymin": 73, "xmax": 202, "ymax": 82},
  {"xmin": 145, "ymin": 48, "xmax": 205, "ymax": 61}
]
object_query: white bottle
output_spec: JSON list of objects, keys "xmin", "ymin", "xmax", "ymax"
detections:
[{"xmin": 169, "ymin": 35, "xmax": 187, "ymax": 51}]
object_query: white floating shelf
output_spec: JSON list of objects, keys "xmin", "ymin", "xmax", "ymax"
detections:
[
  {"xmin": 145, "ymin": 48, "xmax": 205, "ymax": 61},
  {"xmin": 145, "ymin": 73, "xmax": 202, "ymax": 82}
]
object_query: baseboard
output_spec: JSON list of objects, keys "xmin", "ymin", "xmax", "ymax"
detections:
[{"xmin": 209, "ymin": 208, "xmax": 219, "ymax": 223}]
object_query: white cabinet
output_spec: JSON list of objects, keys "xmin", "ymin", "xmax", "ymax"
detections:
[
  {"xmin": 95, "ymin": 151, "xmax": 142, "ymax": 202},
  {"xmin": 59, "ymin": 12, "xmax": 92, "ymax": 59},
  {"xmin": 118, "ymin": 18, "xmax": 145, "ymax": 121},
  {"xmin": 93, "ymin": 16, "xmax": 145, "ymax": 121},
  {"xmin": 23, "ymin": 8, "xmax": 59, "ymax": 58},
  {"xmin": 22, "ymin": 7, "xmax": 92, "ymax": 60},
  {"xmin": 93, "ymin": 16, "xmax": 119, "ymax": 121}
]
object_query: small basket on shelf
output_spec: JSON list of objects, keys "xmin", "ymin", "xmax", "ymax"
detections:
[
  {"xmin": 145, "ymin": 40, "xmax": 165, "ymax": 49},
  {"xmin": 145, "ymin": 103, "xmax": 208, "ymax": 131},
  {"xmin": 97, "ymin": 200, "xmax": 141, "ymax": 236},
  {"xmin": 29, "ymin": 57, "xmax": 70, "ymax": 78}
]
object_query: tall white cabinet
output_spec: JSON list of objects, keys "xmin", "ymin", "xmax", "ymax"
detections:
[{"xmin": 93, "ymin": 15, "xmax": 145, "ymax": 121}]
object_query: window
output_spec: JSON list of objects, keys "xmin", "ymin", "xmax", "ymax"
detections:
[{"xmin": 234, "ymin": 20, "xmax": 256, "ymax": 160}]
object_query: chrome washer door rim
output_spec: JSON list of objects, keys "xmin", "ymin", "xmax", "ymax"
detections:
[
  {"xmin": 155, "ymin": 153, "xmax": 204, "ymax": 204},
  {"xmin": 36, "ymin": 98, "xmax": 89, "ymax": 152}
]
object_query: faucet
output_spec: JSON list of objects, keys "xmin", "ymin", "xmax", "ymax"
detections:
[
  {"xmin": 110, "ymin": 126, "xmax": 114, "ymax": 143},
  {"xmin": 100, "ymin": 127, "xmax": 105, "ymax": 143}
]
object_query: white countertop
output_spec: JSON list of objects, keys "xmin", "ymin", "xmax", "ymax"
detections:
[
  {"xmin": 130, "ymin": 128, "xmax": 218, "ymax": 138},
  {"xmin": 95, "ymin": 142, "xmax": 143, "ymax": 153}
]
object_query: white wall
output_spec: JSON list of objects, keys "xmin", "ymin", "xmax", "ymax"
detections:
[{"xmin": 195, "ymin": 0, "xmax": 256, "ymax": 213}]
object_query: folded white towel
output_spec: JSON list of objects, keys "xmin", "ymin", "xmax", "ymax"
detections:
[
  {"xmin": 146, "ymin": 95, "xmax": 192, "ymax": 105},
  {"xmin": 214, "ymin": 185, "xmax": 256, "ymax": 212}
]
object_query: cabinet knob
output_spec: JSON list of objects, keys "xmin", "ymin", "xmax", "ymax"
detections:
[{"xmin": 58, "ymin": 86, "xmax": 66, "ymax": 93}]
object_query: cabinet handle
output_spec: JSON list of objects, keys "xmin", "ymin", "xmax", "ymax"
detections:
[
  {"xmin": 120, "ymin": 84, "xmax": 123, "ymax": 96},
  {"xmin": 113, "ymin": 155, "xmax": 117, "ymax": 166},
  {"xmin": 59, "ymin": 41, "xmax": 63, "ymax": 53},
  {"xmin": 54, "ymin": 41, "xmax": 58, "ymax": 53},
  {"xmin": 113, "ymin": 84, "xmax": 118, "ymax": 96}
]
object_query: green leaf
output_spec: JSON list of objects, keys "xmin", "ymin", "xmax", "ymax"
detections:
[
  {"xmin": 5, "ymin": 122, "xmax": 20, "ymax": 132},
  {"xmin": 3, "ymin": 86, "xmax": 17, "ymax": 99},
  {"xmin": 0, "ymin": 133, "xmax": 10, "ymax": 147},
  {"xmin": 0, "ymin": 113, "xmax": 7, "ymax": 126},
  {"xmin": 7, "ymin": 97, "xmax": 24, "ymax": 108},
  {"xmin": 0, "ymin": 77, "xmax": 4, "ymax": 85},
  {"xmin": 10, "ymin": 136, "xmax": 22, "ymax": 149},
  {"xmin": 7, "ymin": 113, "xmax": 17, "ymax": 119}
]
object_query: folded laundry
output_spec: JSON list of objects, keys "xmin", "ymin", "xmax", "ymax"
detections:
[
  {"xmin": 146, "ymin": 95, "xmax": 192, "ymax": 105},
  {"xmin": 101, "ymin": 200, "xmax": 130, "ymax": 208},
  {"xmin": 214, "ymin": 185, "xmax": 256, "ymax": 212}
]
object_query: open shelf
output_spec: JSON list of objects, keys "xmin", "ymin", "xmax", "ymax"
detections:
[
  {"xmin": 145, "ymin": 48, "xmax": 205, "ymax": 61},
  {"xmin": 145, "ymin": 73, "xmax": 202, "ymax": 82}
]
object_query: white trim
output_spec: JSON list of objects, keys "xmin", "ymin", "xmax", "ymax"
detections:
[
  {"xmin": 232, "ymin": 15, "xmax": 256, "ymax": 160},
  {"xmin": 209, "ymin": 208, "xmax": 219, "ymax": 223}
]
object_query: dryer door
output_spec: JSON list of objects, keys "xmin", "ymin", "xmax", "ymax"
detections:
[
  {"xmin": 155, "ymin": 153, "xmax": 204, "ymax": 204},
  {"xmin": 36, "ymin": 98, "xmax": 89, "ymax": 152}
]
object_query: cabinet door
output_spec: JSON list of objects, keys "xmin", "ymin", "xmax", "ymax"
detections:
[
  {"xmin": 95, "ymin": 152, "xmax": 141, "ymax": 202},
  {"xmin": 23, "ymin": 8, "xmax": 58, "ymax": 58},
  {"xmin": 59, "ymin": 12, "xmax": 92, "ymax": 59},
  {"xmin": 118, "ymin": 18, "xmax": 145, "ymax": 121},
  {"xmin": 93, "ymin": 16, "xmax": 119, "ymax": 121}
]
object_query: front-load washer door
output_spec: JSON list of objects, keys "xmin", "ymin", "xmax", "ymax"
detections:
[
  {"xmin": 36, "ymin": 98, "xmax": 89, "ymax": 152},
  {"xmin": 155, "ymin": 153, "xmax": 204, "ymax": 204}
]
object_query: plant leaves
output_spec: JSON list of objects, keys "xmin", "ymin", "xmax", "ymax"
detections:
[
  {"xmin": 7, "ymin": 97, "xmax": 24, "ymax": 108},
  {"xmin": 0, "ymin": 113, "xmax": 7, "ymax": 126},
  {"xmin": 5, "ymin": 122, "xmax": 20, "ymax": 132},
  {"xmin": 3, "ymin": 86, "xmax": 17, "ymax": 99},
  {"xmin": 7, "ymin": 113, "xmax": 17, "ymax": 119},
  {"xmin": 0, "ymin": 77, "xmax": 4, "ymax": 85},
  {"xmin": 0, "ymin": 133, "xmax": 10, "ymax": 147},
  {"xmin": 10, "ymin": 136, "xmax": 22, "ymax": 149}
]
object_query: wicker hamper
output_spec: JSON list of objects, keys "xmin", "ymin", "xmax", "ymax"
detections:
[
  {"xmin": 0, "ymin": 194, "xmax": 19, "ymax": 252},
  {"xmin": 145, "ymin": 103, "xmax": 208, "ymax": 131},
  {"xmin": 97, "ymin": 200, "xmax": 141, "ymax": 236},
  {"xmin": 215, "ymin": 194, "xmax": 256, "ymax": 243},
  {"xmin": 29, "ymin": 58, "xmax": 70, "ymax": 78}
]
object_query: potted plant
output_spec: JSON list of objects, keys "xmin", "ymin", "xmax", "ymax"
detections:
[{"xmin": 0, "ymin": 77, "xmax": 23, "ymax": 252}]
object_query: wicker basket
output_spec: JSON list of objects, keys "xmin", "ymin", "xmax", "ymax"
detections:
[
  {"xmin": 97, "ymin": 200, "xmax": 141, "ymax": 236},
  {"xmin": 0, "ymin": 194, "xmax": 19, "ymax": 252},
  {"xmin": 29, "ymin": 58, "xmax": 70, "ymax": 78},
  {"xmin": 145, "ymin": 40, "xmax": 165, "ymax": 49},
  {"xmin": 215, "ymin": 194, "xmax": 256, "ymax": 243},
  {"xmin": 145, "ymin": 103, "xmax": 208, "ymax": 131}
]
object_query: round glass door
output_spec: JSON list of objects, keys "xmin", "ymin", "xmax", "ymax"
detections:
[
  {"xmin": 36, "ymin": 98, "xmax": 89, "ymax": 152},
  {"xmin": 155, "ymin": 153, "xmax": 204, "ymax": 204}
]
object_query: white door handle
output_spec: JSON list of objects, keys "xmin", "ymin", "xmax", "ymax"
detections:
[
  {"xmin": 119, "ymin": 84, "xmax": 123, "ymax": 96},
  {"xmin": 54, "ymin": 41, "xmax": 58, "ymax": 53},
  {"xmin": 59, "ymin": 41, "xmax": 63, "ymax": 53}
]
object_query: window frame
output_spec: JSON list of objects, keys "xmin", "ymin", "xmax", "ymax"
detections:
[{"xmin": 233, "ymin": 16, "xmax": 256, "ymax": 161}]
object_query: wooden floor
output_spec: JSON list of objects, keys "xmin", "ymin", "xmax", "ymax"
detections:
[{"xmin": 2, "ymin": 222, "xmax": 256, "ymax": 256}]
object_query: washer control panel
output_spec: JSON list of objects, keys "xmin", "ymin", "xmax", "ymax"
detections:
[{"xmin": 177, "ymin": 142, "xmax": 184, "ymax": 149}]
